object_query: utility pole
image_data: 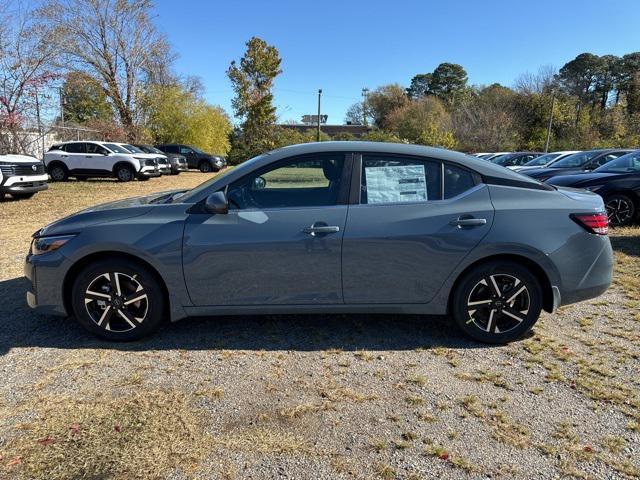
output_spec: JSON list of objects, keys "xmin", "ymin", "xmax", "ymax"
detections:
[
  {"xmin": 316, "ymin": 89, "xmax": 322, "ymax": 142},
  {"xmin": 544, "ymin": 90, "xmax": 556, "ymax": 153},
  {"xmin": 59, "ymin": 86, "xmax": 65, "ymax": 128},
  {"xmin": 361, "ymin": 87, "xmax": 369, "ymax": 126},
  {"xmin": 34, "ymin": 86, "xmax": 45, "ymax": 158}
]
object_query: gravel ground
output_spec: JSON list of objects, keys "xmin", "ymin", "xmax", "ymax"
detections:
[{"xmin": 0, "ymin": 173, "xmax": 639, "ymax": 479}]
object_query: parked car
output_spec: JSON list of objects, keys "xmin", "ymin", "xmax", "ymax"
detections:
[
  {"xmin": 491, "ymin": 152, "xmax": 542, "ymax": 168},
  {"xmin": 473, "ymin": 153, "xmax": 493, "ymax": 159},
  {"xmin": 510, "ymin": 151, "xmax": 580, "ymax": 172},
  {"xmin": 44, "ymin": 141, "xmax": 161, "ymax": 182},
  {"xmin": 118, "ymin": 143, "xmax": 171, "ymax": 175},
  {"xmin": 547, "ymin": 150, "xmax": 640, "ymax": 226},
  {"xmin": 155, "ymin": 144, "xmax": 225, "ymax": 172},
  {"xmin": 522, "ymin": 149, "xmax": 633, "ymax": 182},
  {"xmin": 134, "ymin": 144, "xmax": 187, "ymax": 175},
  {"xmin": 26, "ymin": 142, "xmax": 612, "ymax": 344},
  {"xmin": 0, "ymin": 154, "xmax": 48, "ymax": 199}
]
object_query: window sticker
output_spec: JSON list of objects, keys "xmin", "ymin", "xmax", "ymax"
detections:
[{"xmin": 365, "ymin": 165, "xmax": 427, "ymax": 204}]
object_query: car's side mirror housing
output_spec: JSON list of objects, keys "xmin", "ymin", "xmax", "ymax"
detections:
[
  {"xmin": 204, "ymin": 191, "xmax": 228, "ymax": 214},
  {"xmin": 252, "ymin": 176, "xmax": 266, "ymax": 190}
]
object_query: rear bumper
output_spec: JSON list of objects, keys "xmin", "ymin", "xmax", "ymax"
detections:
[{"xmin": 550, "ymin": 233, "xmax": 613, "ymax": 307}]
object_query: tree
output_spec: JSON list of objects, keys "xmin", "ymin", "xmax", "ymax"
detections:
[
  {"xmin": 365, "ymin": 84, "xmax": 409, "ymax": 130},
  {"xmin": 429, "ymin": 63, "xmax": 468, "ymax": 105},
  {"xmin": 227, "ymin": 36, "xmax": 282, "ymax": 161},
  {"xmin": 558, "ymin": 53, "xmax": 602, "ymax": 123},
  {"xmin": 61, "ymin": 71, "xmax": 112, "ymax": 124},
  {"xmin": 0, "ymin": 3, "xmax": 58, "ymax": 153},
  {"xmin": 344, "ymin": 102, "xmax": 366, "ymax": 125},
  {"xmin": 40, "ymin": 0, "xmax": 172, "ymax": 139},
  {"xmin": 141, "ymin": 83, "xmax": 231, "ymax": 155},
  {"xmin": 406, "ymin": 73, "xmax": 432, "ymax": 100},
  {"xmin": 385, "ymin": 96, "xmax": 454, "ymax": 147}
]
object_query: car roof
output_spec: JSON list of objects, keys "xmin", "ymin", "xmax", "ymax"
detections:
[{"xmin": 224, "ymin": 142, "xmax": 544, "ymax": 186}]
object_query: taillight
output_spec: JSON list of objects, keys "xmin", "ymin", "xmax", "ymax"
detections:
[{"xmin": 571, "ymin": 212, "xmax": 608, "ymax": 235}]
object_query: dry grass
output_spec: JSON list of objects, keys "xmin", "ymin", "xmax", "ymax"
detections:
[{"xmin": 0, "ymin": 390, "xmax": 207, "ymax": 480}]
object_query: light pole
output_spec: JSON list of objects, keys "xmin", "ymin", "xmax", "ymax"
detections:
[
  {"xmin": 317, "ymin": 89, "xmax": 322, "ymax": 142},
  {"xmin": 544, "ymin": 89, "xmax": 556, "ymax": 153},
  {"xmin": 361, "ymin": 87, "xmax": 369, "ymax": 126}
]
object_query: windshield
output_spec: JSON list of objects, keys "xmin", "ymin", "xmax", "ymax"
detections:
[
  {"xmin": 489, "ymin": 154, "xmax": 509, "ymax": 163},
  {"xmin": 551, "ymin": 150, "xmax": 600, "ymax": 168},
  {"xmin": 123, "ymin": 144, "xmax": 144, "ymax": 153},
  {"xmin": 493, "ymin": 155, "xmax": 515, "ymax": 166},
  {"xmin": 524, "ymin": 153, "xmax": 560, "ymax": 167},
  {"xmin": 103, "ymin": 143, "xmax": 130, "ymax": 154},
  {"xmin": 595, "ymin": 151, "xmax": 640, "ymax": 173},
  {"xmin": 175, "ymin": 153, "xmax": 269, "ymax": 203}
]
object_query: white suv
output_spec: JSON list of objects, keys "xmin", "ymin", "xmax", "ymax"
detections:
[
  {"xmin": 116, "ymin": 143, "xmax": 171, "ymax": 175},
  {"xmin": 0, "ymin": 154, "xmax": 48, "ymax": 199},
  {"xmin": 44, "ymin": 141, "xmax": 161, "ymax": 182}
]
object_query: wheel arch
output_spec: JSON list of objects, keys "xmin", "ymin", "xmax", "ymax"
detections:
[
  {"xmin": 112, "ymin": 161, "xmax": 137, "ymax": 175},
  {"xmin": 62, "ymin": 251, "xmax": 170, "ymax": 321},
  {"xmin": 448, "ymin": 253, "xmax": 555, "ymax": 314}
]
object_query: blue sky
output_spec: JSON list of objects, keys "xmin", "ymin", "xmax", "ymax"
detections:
[{"xmin": 154, "ymin": 0, "xmax": 640, "ymax": 125}]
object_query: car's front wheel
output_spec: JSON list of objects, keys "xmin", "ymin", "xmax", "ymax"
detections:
[
  {"xmin": 71, "ymin": 259, "xmax": 165, "ymax": 341},
  {"xmin": 452, "ymin": 260, "xmax": 542, "ymax": 344},
  {"xmin": 49, "ymin": 163, "xmax": 68, "ymax": 182},
  {"xmin": 198, "ymin": 161, "xmax": 213, "ymax": 173},
  {"xmin": 115, "ymin": 164, "xmax": 135, "ymax": 182},
  {"xmin": 605, "ymin": 194, "xmax": 635, "ymax": 227}
]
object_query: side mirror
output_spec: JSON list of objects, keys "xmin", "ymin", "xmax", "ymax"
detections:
[
  {"xmin": 204, "ymin": 191, "xmax": 228, "ymax": 214},
  {"xmin": 252, "ymin": 176, "xmax": 266, "ymax": 190},
  {"xmin": 103, "ymin": 151, "xmax": 110, "ymax": 156}
]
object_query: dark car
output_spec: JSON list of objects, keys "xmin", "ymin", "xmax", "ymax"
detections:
[
  {"xmin": 25, "ymin": 142, "xmax": 613, "ymax": 344},
  {"xmin": 547, "ymin": 150, "xmax": 640, "ymax": 226},
  {"xmin": 491, "ymin": 152, "xmax": 542, "ymax": 168},
  {"xmin": 155, "ymin": 144, "xmax": 225, "ymax": 173},
  {"xmin": 522, "ymin": 149, "xmax": 633, "ymax": 182},
  {"xmin": 134, "ymin": 144, "xmax": 187, "ymax": 175}
]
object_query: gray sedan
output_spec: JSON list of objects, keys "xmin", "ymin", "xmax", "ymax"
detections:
[{"xmin": 25, "ymin": 142, "xmax": 613, "ymax": 343}]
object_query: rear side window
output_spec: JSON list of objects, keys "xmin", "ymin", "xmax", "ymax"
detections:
[
  {"xmin": 361, "ymin": 155, "xmax": 441, "ymax": 204},
  {"xmin": 165, "ymin": 145, "xmax": 179, "ymax": 154},
  {"xmin": 444, "ymin": 164, "xmax": 476, "ymax": 199},
  {"xmin": 65, "ymin": 143, "xmax": 86, "ymax": 153}
]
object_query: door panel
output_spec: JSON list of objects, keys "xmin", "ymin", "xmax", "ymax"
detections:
[
  {"xmin": 183, "ymin": 206, "xmax": 347, "ymax": 305},
  {"xmin": 342, "ymin": 185, "xmax": 494, "ymax": 304}
]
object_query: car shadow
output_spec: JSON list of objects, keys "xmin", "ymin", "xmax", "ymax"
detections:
[
  {"xmin": 609, "ymin": 232, "xmax": 640, "ymax": 257},
  {"xmin": 0, "ymin": 276, "xmax": 496, "ymax": 356}
]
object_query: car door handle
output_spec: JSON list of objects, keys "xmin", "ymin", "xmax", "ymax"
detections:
[
  {"xmin": 302, "ymin": 225, "xmax": 340, "ymax": 236},
  {"xmin": 449, "ymin": 217, "xmax": 487, "ymax": 227}
]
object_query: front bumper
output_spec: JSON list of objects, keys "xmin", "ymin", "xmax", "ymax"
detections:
[
  {"xmin": 25, "ymin": 251, "xmax": 68, "ymax": 317},
  {"xmin": 138, "ymin": 167, "xmax": 161, "ymax": 178},
  {"xmin": 1, "ymin": 173, "xmax": 49, "ymax": 193},
  {"xmin": 171, "ymin": 162, "xmax": 188, "ymax": 172},
  {"xmin": 158, "ymin": 164, "xmax": 171, "ymax": 174}
]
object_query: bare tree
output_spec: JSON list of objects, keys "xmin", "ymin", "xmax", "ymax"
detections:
[
  {"xmin": 0, "ymin": 1, "xmax": 59, "ymax": 154},
  {"xmin": 39, "ymin": 0, "xmax": 172, "ymax": 139},
  {"xmin": 514, "ymin": 64, "xmax": 558, "ymax": 95}
]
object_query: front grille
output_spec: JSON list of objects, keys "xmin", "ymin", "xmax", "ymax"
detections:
[
  {"xmin": 145, "ymin": 159, "xmax": 157, "ymax": 166},
  {"xmin": 157, "ymin": 157, "xmax": 168, "ymax": 165},
  {"xmin": 0, "ymin": 163, "xmax": 45, "ymax": 175}
]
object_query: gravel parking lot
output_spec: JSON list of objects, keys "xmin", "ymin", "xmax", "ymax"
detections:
[{"xmin": 0, "ymin": 173, "xmax": 639, "ymax": 480}]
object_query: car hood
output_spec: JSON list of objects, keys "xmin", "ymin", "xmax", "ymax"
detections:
[
  {"xmin": 0, "ymin": 154, "xmax": 42, "ymax": 164},
  {"xmin": 546, "ymin": 172, "xmax": 618, "ymax": 187},
  {"xmin": 36, "ymin": 190, "xmax": 181, "ymax": 237}
]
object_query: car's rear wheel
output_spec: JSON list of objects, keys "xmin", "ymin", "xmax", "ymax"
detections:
[
  {"xmin": 71, "ymin": 259, "xmax": 165, "ymax": 341},
  {"xmin": 49, "ymin": 164, "xmax": 68, "ymax": 182},
  {"xmin": 198, "ymin": 161, "xmax": 213, "ymax": 173},
  {"xmin": 115, "ymin": 164, "xmax": 135, "ymax": 182},
  {"xmin": 605, "ymin": 194, "xmax": 635, "ymax": 227},
  {"xmin": 452, "ymin": 260, "xmax": 542, "ymax": 344}
]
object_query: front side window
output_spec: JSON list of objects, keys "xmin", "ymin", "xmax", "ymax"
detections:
[
  {"xmin": 180, "ymin": 146, "xmax": 194, "ymax": 155},
  {"xmin": 361, "ymin": 155, "xmax": 441, "ymax": 204},
  {"xmin": 86, "ymin": 143, "xmax": 108, "ymax": 155},
  {"xmin": 227, "ymin": 154, "xmax": 345, "ymax": 210}
]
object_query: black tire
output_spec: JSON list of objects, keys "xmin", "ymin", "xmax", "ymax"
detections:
[
  {"xmin": 605, "ymin": 194, "xmax": 636, "ymax": 227},
  {"xmin": 71, "ymin": 259, "xmax": 165, "ymax": 341},
  {"xmin": 115, "ymin": 164, "xmax": 135, "ymax": 182},
  {"xmin": 452, "ymin": 260, "xmax": 543, "ymax": 344},
  {"xmin": 49, "ymin": 163, "xmax": 68, "ymax": 182},
  {"xmin": 11, "ymin": 192, "xmax": 35, "ymax": 200},
  {"xmin": 198, "ymin": 161, "xmax": 213, "ymax": 173}
]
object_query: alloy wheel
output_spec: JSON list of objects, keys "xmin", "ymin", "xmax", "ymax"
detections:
[
  {"xmin": 466, "ymin": 274, "xmax": 530, "ymax": 334},
  {"xmin": 51, "ymin": 167, "xmax": 65, "ymax": 181},
  {"xmin": 84, "ymin": 272, "xmax": 148, "ymax": 332},
  {"xmin": 605, "ymin": 197, "xmax": 634, "ymax": 226},
  {"xmin": 117, "ymin": 167, "xmax": 133, "ymax": 181}
]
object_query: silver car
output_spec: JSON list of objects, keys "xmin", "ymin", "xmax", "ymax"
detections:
[{"xmin": 25, "ymin": 142, "xmax": 613, "ymax": 343}]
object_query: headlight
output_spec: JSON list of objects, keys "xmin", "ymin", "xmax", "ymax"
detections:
[
  {"xmin": 585, "ymin": 185, "xmax": 604, "ymax": 192},
  {"xmin": 31, "ymin": 234, "xmax": 75, "ymax": 255},
  {"xmin": 133, "ymin": 156, "xmax": 147, "ymax": 161}
]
